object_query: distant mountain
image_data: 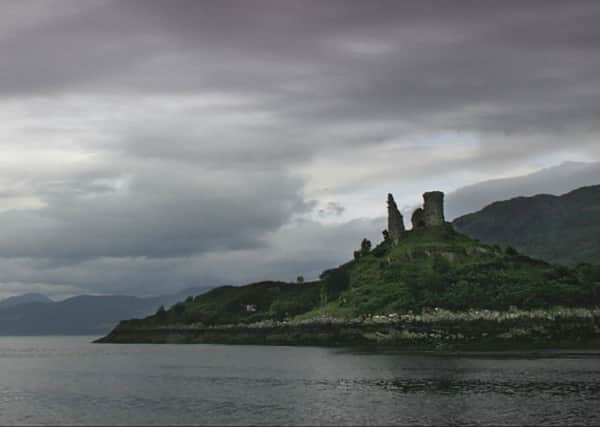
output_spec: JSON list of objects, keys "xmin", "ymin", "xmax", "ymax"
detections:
[
  {"xmin": 453, "ymin": 185, "xmax": 600, "ymax": 265},
  {"xmin": 0, "ymin": 286, "xmax": 212, "ymax": 336},
  {"xmin": 0, "ymin": 293, "xmax": 53, "ymax": 310},
  {"xmin": 446, "ymin": 161, "xmax": 600, "ymax": 219}
]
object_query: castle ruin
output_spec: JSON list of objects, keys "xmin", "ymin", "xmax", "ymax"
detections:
[
  {"xmin": 387, "ymin": 193, "xmax": 405, "ymax": 241},
  {"xmin": 386, "ymin": 191, "xmax": 445, "ymax": 238},
  {"xmin": 412, "ymin": 191, "xmax": 445, "ymax": 228}
]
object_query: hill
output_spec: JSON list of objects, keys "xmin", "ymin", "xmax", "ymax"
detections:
[
  {"xmin": 453, "ymin": 185, "xmax": 600, "ymax": 265},
  {"xmin": 445, "ymin": 161, "xmax": 600, "ymax": 219},
  {"xmin": 0, "ymin": 293, "xmax": 53, "ymax": 309},
  {"xmin": 149, "ymin": 281, "xmax": 322, "ymax": 326},
  {"xmin": 0, "ymin": 287, "xmax": 211, "ymax": 335},
  {"xmin": 98, "ymin": 191, "xmax": 600, "ymax": 347},
  {"xmin": 130, "ymin": 224, "xmax": 600, "ymax": 328}
]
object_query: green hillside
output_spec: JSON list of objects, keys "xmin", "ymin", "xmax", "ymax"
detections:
[
  {"xmin": 138, "ymin": 223, "xmax": 600, "ymax": 327},
  {"xmin": 148, "ymin": 280, "xmax": 322, "ymax": 326},
  {"xmin": 453, "ymin": 184, "xmax": 600, "ymax": 265}
]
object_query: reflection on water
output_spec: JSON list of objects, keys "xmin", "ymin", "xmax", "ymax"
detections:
[{"xmin": 0, "ymin": 337, "xmax": 598, "ymax": 426}]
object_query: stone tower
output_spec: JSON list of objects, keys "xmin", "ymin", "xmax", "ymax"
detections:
[
  {"xmin": 411, "ymin": 191, "xmax": 445, "ymax": 228},
  {"xmin": 387, "ymin": 193, "xmax": 405, "ymax": 240},
  {"xmin": 422, "ymin": 191, "xmax": 445, "ymax": 226}
]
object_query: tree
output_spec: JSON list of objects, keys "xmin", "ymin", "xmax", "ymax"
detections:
[
  {"xmin": 155, "ymin": 305, "xmax": 167, "ymax": 323},
  {"xmin": 382, "ymin": 230, "xmax": 390, "ymax": 241},
  {"xmin": 324, "ymin": 268, "xmax": 350, "ymax": 300},
  {"xmin": 173, "ymin": 303, "xmax": 186, "ymax": 316}
]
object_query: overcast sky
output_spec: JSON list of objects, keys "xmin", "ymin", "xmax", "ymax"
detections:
[{"xmin": 1, "ymin": 0, "xmax": 599, "ymax": 299}]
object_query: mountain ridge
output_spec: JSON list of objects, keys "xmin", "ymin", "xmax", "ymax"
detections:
[
  {"xmin": 0, "ymin": 293, "xmax": 53, "ymax": 309},
  {"xmin": 445, "ymin": 160, "xmax": 600, "ymax": 219},
  {"xmin": 0, "ymin": 286, "xmax": 212, "ymax": 335},
  {"xmin": 453, "ymin": 184, "xmax": 600, "ymax": 265}
]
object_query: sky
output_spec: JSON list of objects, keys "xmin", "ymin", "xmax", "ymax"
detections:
[{"xmin": 0, "ymin": 0, "xmax": 599, "ymax": 299}]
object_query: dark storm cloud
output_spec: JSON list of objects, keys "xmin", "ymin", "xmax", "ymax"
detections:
[
  {"xmin": 0, "ymin": 167, "xmax": 308, "ymax": 259},
  {"xmin": 1, "ymin": 0, "xmax": 599, "ymax": 297},
  {"xmin": 3, "ymin": 0, "xmax": 599, "ymax": 134},
  {"xmin": 0, "ymin": 216, "xmax": 384, "ymax": 297}
]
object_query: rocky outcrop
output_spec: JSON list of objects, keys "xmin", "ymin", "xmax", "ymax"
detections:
[
  {"xmin": 387, "ymin": 193, "xmax": 405, "ymax": 240},
  {"xmin": 412, "ymin": 191, "xmax": 445, "ymax": 228}
]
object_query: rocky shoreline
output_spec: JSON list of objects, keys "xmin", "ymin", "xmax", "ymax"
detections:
[{"xmin": 96, "ymin": 307, "xmax": 600, "ymax": 350}]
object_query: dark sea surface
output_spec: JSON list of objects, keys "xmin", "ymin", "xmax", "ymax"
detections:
[{"xmin": 0, "ymin": 336, "xmax": 599, "ymax": 426}]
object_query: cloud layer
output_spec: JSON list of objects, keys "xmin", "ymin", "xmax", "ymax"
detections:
[{"xmin": 0, "ymin": 1, "xmax": 599, "ymax": 298}]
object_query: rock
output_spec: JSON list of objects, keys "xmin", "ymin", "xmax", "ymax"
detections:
[{"xmin": 441, "ymin": 252, "xmax": 456, "ymax": 262}]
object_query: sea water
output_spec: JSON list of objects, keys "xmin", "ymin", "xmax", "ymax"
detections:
[{"xmin": 0, "ymin": 336, "xmax": 599, "ymax": 425}]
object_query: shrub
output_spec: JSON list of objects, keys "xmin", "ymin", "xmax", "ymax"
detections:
[
  {"xmin": 173, "ymin": 303, "xmax": 186, "ymax": 315},
  {"xmin": 360, "ymin": 238, "xmax": 372, "ymax": 255},
  {"xmin": 155, "ymin": 305, "xmax": 167, "ymax": 323},
  {"xmin": 324, "ymin": 268, "xmax": 350, "ymax": 300},
  {"xmin": 432, "ymin": 253, "xmax": 451, "ymax": 275}
]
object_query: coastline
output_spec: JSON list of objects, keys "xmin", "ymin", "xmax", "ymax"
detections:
[{"xmin": 96, "ymin": 307, "xmax": 600, "ymax": 350}]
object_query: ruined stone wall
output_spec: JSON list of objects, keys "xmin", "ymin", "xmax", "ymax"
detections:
[
  {"xmin": 389, "ymin": 190, "xmax": 445, "ymax": 232},
  {"xmin": 411, "ymin": 208, "xmax": 425, "ymax": 228},
  {"xmin": 387, "ymin": 193, "xmax": 405, "ymax": 240},
  {"xmin": 411, "ymin": 191, "xmax": 445, "ymax": 228}
]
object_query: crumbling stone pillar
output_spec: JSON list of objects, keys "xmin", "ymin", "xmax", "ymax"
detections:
[{"xmin": 387, "ymin": 193, "xmax": 405, "ymax": 240}]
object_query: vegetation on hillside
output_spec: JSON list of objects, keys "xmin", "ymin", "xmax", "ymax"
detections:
[
  {"xmin": 138, "ymin": 223, "xmax": 600, "ymax": 327},
  {"xmin": 453, "ymin": 184, "xmax": 600, "ymax": 265},
  {"xmin": 148, "ymin": 281, "xmax": 322, "ymax": 326}
]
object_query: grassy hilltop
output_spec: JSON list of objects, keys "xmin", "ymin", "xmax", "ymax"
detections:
[{"xmin": 133, "ymin": 223, "xmax": 600, "ymax": 328}]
